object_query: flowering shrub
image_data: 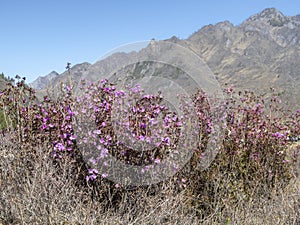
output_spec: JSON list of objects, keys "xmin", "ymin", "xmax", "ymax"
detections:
[
  {"xmin": 0, "ymin": 76, "xmax": 87, "ymax": 189},
  {"xmin": 74, "ymin": 80, "xmax": 184, "ymax": 181},
  {"xmin": 186, "ymin": 88, "xmax": 300, "ymax": 216},
  {"xmin": 0, "ymin": 76, "xmax": 299, "ymax": 219}
]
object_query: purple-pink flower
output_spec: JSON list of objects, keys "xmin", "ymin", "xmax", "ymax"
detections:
[
  {"xmin": 54, "ymin": 143, "xmax": 65, "ymax": 151},
  {"xmin": 102, "ymin": 173, "xmax": 108, "ymax": 178}
]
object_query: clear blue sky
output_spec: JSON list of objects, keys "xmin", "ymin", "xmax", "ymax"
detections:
[{"xmin": 1, "ymin": 0, "xmax": 299, "ymax": 82}]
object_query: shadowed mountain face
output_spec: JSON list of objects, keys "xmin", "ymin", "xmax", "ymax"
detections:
[{"xmin": 30, "ymin": 8, "xmax": 300, "ymax": 110}]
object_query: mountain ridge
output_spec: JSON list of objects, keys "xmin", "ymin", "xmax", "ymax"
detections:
[{"xmin": 29, "ymin": 8, "xmax": 300, "ymax": 110}]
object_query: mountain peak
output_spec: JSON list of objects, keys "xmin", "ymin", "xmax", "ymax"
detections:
[
  {"xmin": 48, "ymin": 71, "xmax": 59, "ymax": 76},
  {"xmin": 259, "ymin": 8, "xmax": 284, "ymax": 17},
  {"xmin": 247, "ymin": 8, "xmax": 288, "ymax": 26},
  {"xmin": 215, "ymin": 20, "xmax": 234, "ymax": 31},
  {"xmin": 166, "ymin": 35, "xmax": 181, "ymax": 43}
]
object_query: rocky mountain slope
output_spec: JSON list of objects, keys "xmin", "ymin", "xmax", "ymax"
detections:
[
  {"xmin": 30, "ymin": 8, "xmax": 300, "ymax": 109},
  {"xmin": 185, "ymin": 8, "xmax": 300, "ymax": 89},
  {"xmin": 29, "ymin": 71, "xmax": 59, "ymax": 90},
  {"xmin": 30, "ymin": 63, "xmax": 91, "ymax": 90}
]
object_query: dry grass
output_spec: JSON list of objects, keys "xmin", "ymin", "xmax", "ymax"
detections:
[{"xmin": 0, "ymin": 133, "xmax": 299, "ymax": 225}]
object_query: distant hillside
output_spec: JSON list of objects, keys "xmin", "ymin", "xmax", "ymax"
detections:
[
  {"xmin": 29, "ymin": 63, "xmax": 92, "ymax": 90},
  {"xmin": 0, "ymin": 73, "xmax": 12, "ymax": 90},
  {"xmin": 29, "ymin": 71, "xmax": 60, "ymax": 90},
  {"xmin": 0, "ymin": 77, "xmax": 6, "ymax": 90},
  {"xmin": 30, "ymin": 8, "xmax": 300, "ymax": 110}
]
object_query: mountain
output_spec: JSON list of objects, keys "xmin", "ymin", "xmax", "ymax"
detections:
[
  {"xmin": 30, "ymin": 71, "xmax": 59, "ymax": 90},
  {"xmin": 184, "ymin": 8, "xmax": 300, "ymax": 109},
  {"xmin": 30, "ymin": 8, "xmax": 300, "ymax": 110},
  {"xmin": 30, "ymin": 62, "xmax": 92, "ymax": 90}
]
